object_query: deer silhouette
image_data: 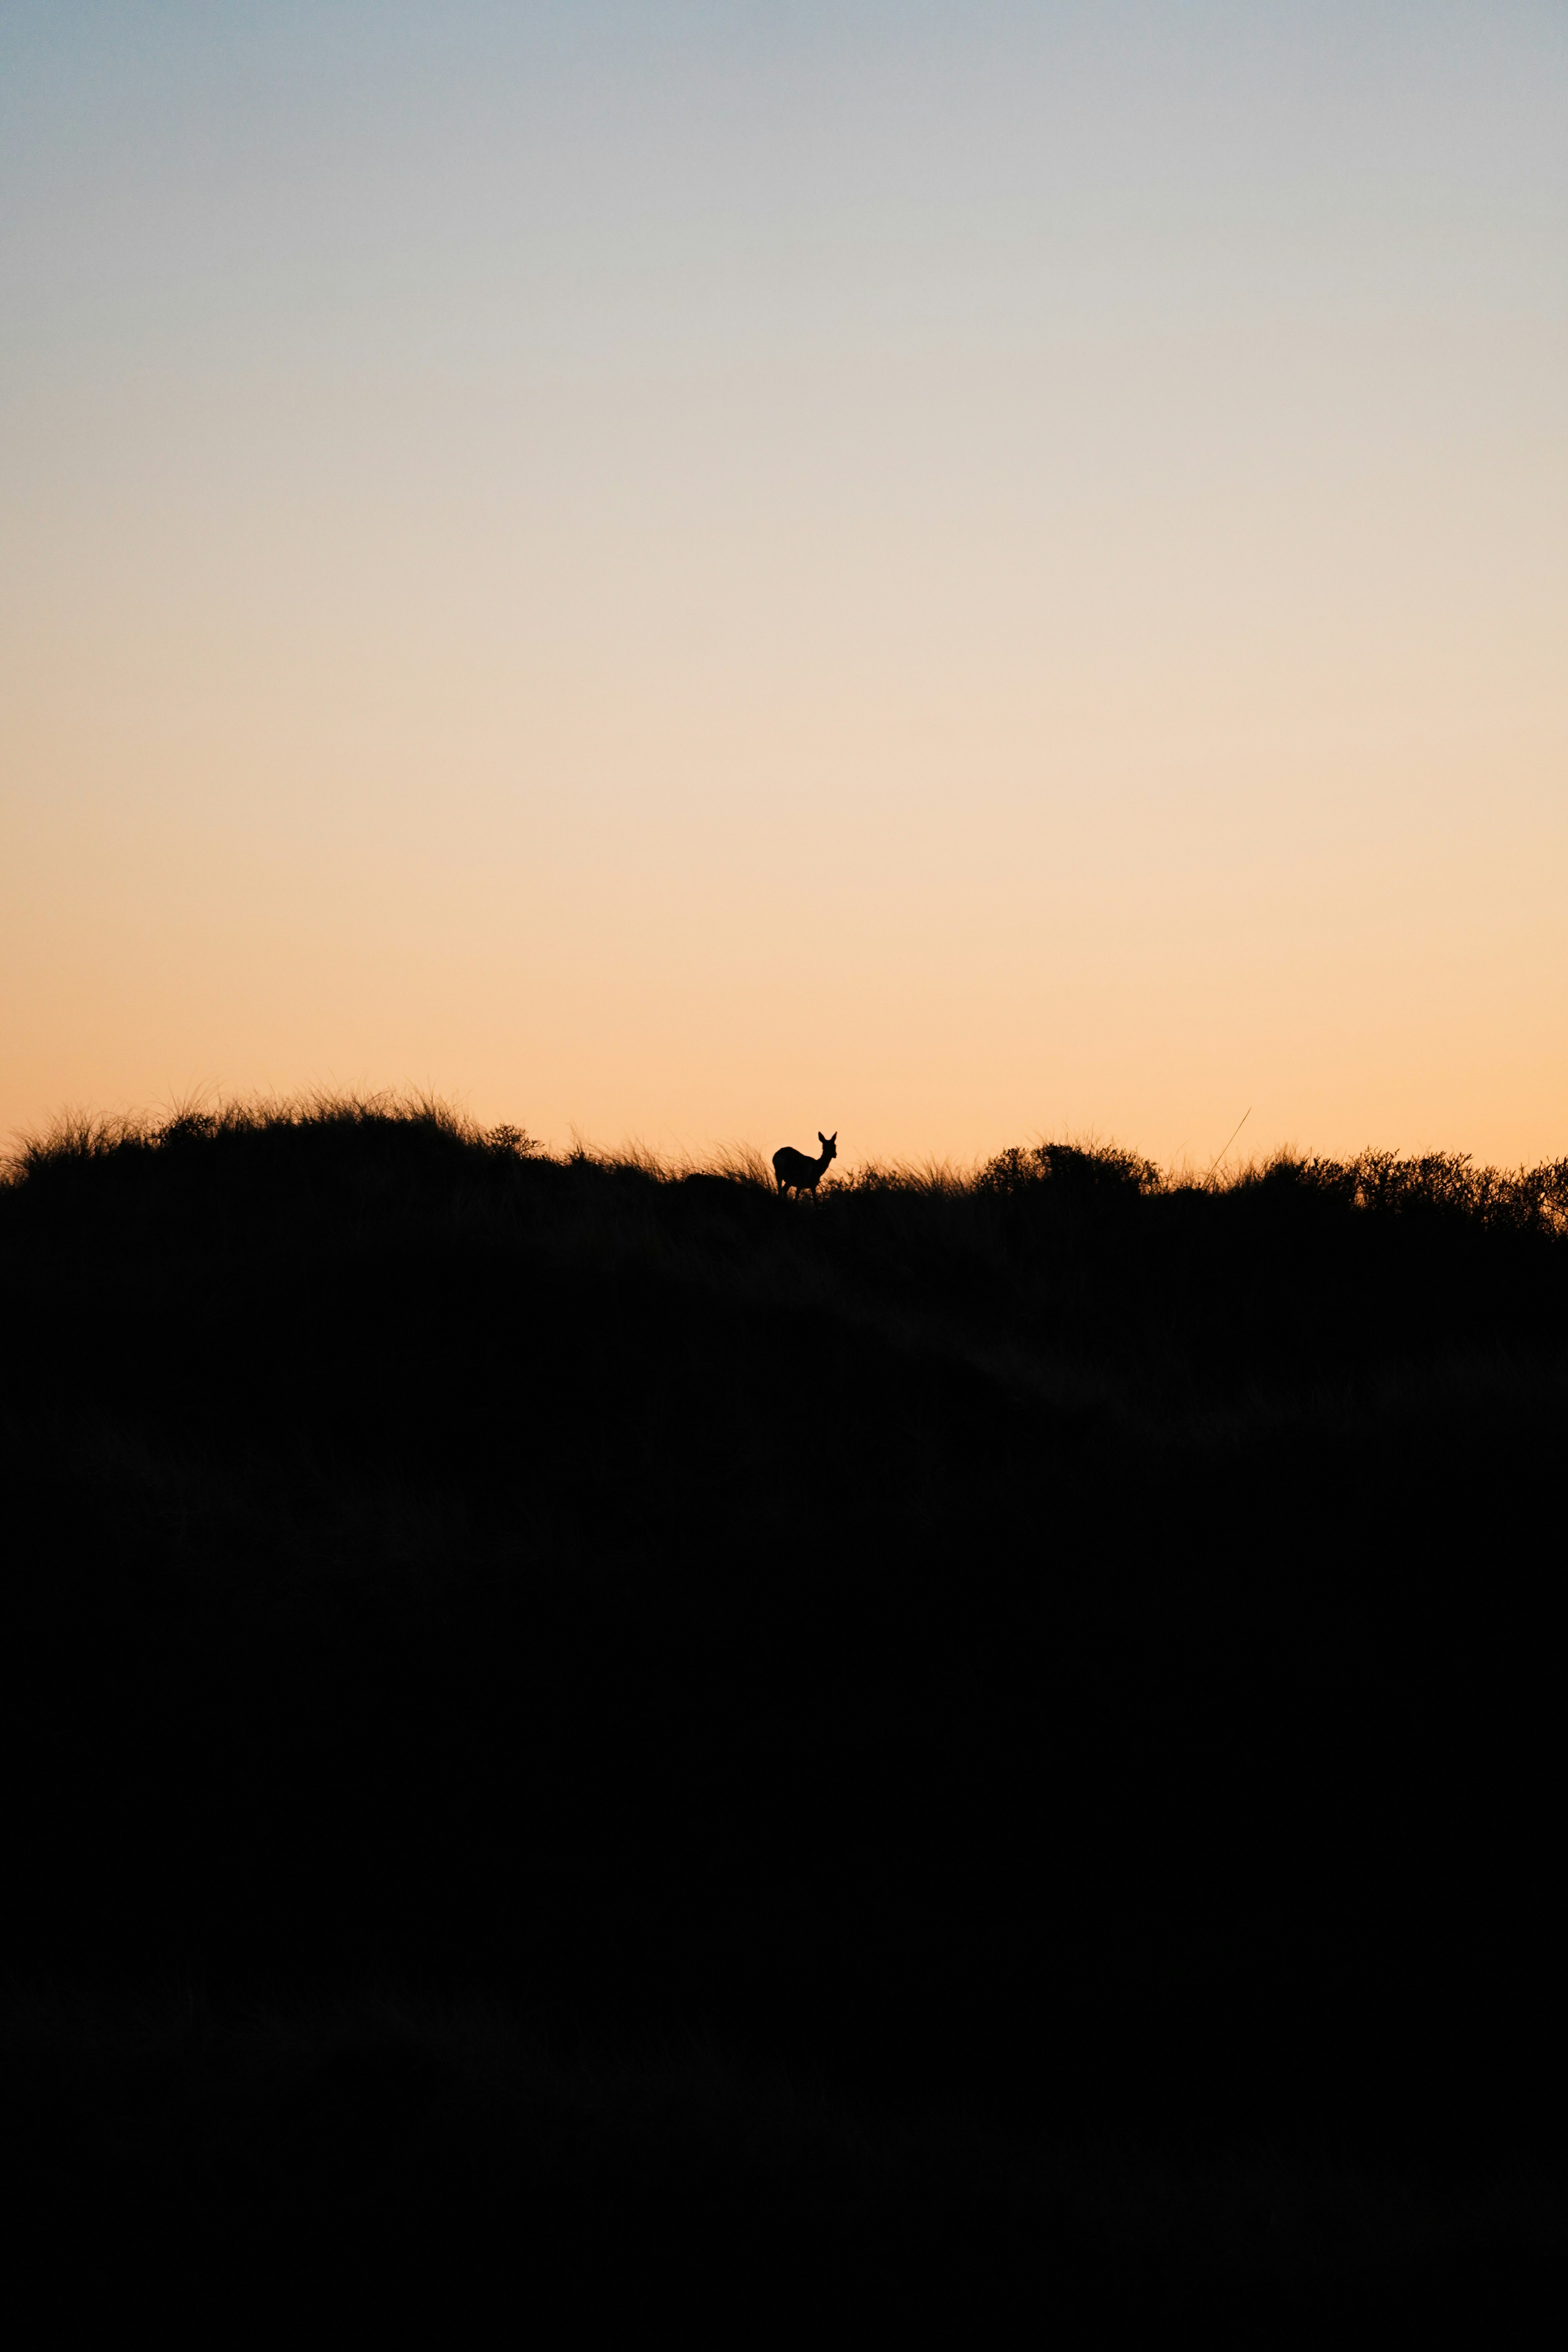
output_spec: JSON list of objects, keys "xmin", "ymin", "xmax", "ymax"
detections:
[{"xmin": 772, "ymin": 1131, "xmax": 837, "ymax": 1197}]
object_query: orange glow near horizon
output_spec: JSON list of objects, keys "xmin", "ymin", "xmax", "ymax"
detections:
[{"xmin": 4, "ymin": 4, "xmax": 1565, "ymax": 1176}]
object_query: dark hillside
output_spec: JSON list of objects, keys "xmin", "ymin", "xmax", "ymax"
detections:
[{"xmin": 4, "ymin": 1100, "xmax": 1567, "ymax": 2318}]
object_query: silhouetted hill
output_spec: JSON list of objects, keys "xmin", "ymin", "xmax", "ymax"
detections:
[{"xmin": 4, "ymin": 1100, "xmax": 1566, "ymax": 2321}]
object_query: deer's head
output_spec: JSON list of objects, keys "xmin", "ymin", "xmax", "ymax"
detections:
[{"xmin": 819, "ymin": 1131, "xmax": 838, "ymax": 1163}]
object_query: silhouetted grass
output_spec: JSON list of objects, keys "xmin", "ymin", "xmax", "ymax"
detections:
[
  {"xmin": 7, "ymin": 1994, "xmax": 1563, "ymax": 2334},
  {"xmin": 4, "ymin": 1096, "xmax": 1567, "ymax": 2317}
]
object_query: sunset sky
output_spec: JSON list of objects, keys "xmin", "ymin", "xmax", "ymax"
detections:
[{"xmin": 4, "ymin": 2, "xmax": 1564, "ymax": 1172}]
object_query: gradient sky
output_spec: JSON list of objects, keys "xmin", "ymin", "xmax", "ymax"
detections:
[{"xmin": 4, "ymin": 2, "xmax": 1565, "ymax": 1171}]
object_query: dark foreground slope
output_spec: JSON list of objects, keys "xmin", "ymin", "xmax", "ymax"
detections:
[{"xmin": 3, "ymin": 1102, "xmax": 1567, "ymax": 2325}]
